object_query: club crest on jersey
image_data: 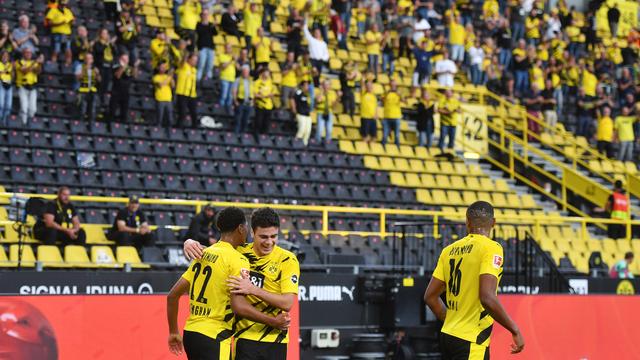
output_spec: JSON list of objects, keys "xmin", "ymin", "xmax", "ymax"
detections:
[
  {"xmin": 240, "ymin": 268, "xmax": 250, "ymax": 279},
  {"xmin": 268, "ymin": 264, "xmax": 278, "ymax": 274},
  {"xmin": 493, "ymin": 255, "xmax": 503, "ymax": 269}
]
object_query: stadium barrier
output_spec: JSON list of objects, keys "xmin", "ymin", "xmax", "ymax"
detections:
[{"xmin": 2, "ymin": 192, "xmax": 640, "ymax": 241}]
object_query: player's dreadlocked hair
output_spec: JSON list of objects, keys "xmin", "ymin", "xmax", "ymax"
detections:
[
  {"xmin": 216, "ymin": 207, "xmax": 246, "ymax": 233},
  {"xmin": 251, "ymin": 207, "xmax": 280, "ymax": 231}
]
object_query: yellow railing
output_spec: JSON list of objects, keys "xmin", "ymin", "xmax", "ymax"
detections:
[{"xmin": 2, "ymin": 192, "xmax": 639, "ymax": 240}]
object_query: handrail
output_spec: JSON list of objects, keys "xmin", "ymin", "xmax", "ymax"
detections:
[{"xmin": 2, "ymin": 192, "xmax": 639, "ymax": 240}]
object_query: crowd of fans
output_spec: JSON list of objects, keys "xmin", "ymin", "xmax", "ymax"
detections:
[{"xmin": 0, "ymin": 0, "xmax": 637, "ymax": 158}]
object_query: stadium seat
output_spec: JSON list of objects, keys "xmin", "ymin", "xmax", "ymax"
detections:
[
  {"xmin": 91, "ymin": 246, "xmax": 122, "ymax": 268},
  {"xmin": 116, "ymin": 246, "xmax": 151, "ymax": 269},
  {"xmin": 9, "ymin": 244, "xmax": 36, "ymax": 267},
  {"xmin": 64, "ymin": 245, "xmax": 96, "ymax": 268},
  {"xmin": 37, "ymin": 245, "xmax": 70, "ymax": 268},
  {"xmin": 0, "ymin": 246, "xmax": 15, "ymax": 267},
  {"xmin": 83, "ymin": 224, "xmax": 111, "ymax": 244}
]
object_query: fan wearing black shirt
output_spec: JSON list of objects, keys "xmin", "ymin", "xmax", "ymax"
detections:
[
  {"xmin": 290, "ymin": 80, "xmax": 312, "ymax": 146},
  {"xmin": 495, "ymin": 19, "xmax": 512, "ymax": 68},
  {"xmin": 287, "ymin": 9, "xmax": 303, "ymax": 58},
  {"xmin": 184, "ymin": 204, "xmax": 219, "ymax": 246},
  {"xmin": 34, "ymin": 187, "xmax": 87, "ymax": 245},
  {"xmin": 221, "ymin": 5, "xmax": 241, "ymax": 38},
  {"xmin": 107, "ymin": 196, "xmax": 155, "ymax": 249},
  {"xmin": 108, "ymin": 53, "xmax": 139, "ymax": 123},
  {"xmin": 195, "ymin": 9, "xmax": 218, "ymax": 81}
]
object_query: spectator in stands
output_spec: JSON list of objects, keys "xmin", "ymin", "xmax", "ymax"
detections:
[
  {"xmin": 115, "ymin": 9, "xmax": 141, "ymax": 64},
  {"xmin": 71, "ymin": 26, "xmax": 91, "ymax": 91},
  {"xmin": 382, "ymin": 80, "xmax": 402, "ymax": 146},
  {"xmin": 177, "ymin": 0, "xmax": 201, "ymax": 45},
  {"xmin": 236, "ymin": 48, "xmax": 251, "ymax": 72},
  {"xmin": 243, "ymin": 2, "xmax": 261, "ymax": 51},
  {"xmin": 298, "ymin": 51, "xmax": 316, "ymax": 107},
  {"xmin": 287, "ymin": 9, "xmax": 303, "ymax": 57},
  {"xmin": 107, "ymin": 196, "xmax": 155, "ymax": 249},
  {"xmin": 381, "ymin": 29, "xmax": 394, "ymax": 76},
  {"xmin": 364, "ymin": 23, "xmax": 382, "ymax": 76},
  {"xmin": 291, "ymin": 80, "xmax": 312, "ymax": 146},
  {"xmin": 252, "ymin": 27, "xmax": 273, "ymax": 72},
  {"xmin": 218, "ymin": 43, "xmax": 236, "ymax": 114},
  {"xmin": 150, "ymin": 30, "xmax": 171, "ymax": 70},
  {"xmin": 195, "ymin": 9, "xmax": 217, "ymax": 81},
  {"xmin": 92, "ymin": 28, "xmax": 115, "ymax": 109},
  {"xmin": 409, "ymin": 38, "xmax": 433, "ymax": 89},
  {"xmin": 45, "ymin": 0, "xmax": 74, "ymax": 65},
  {"xmin": 315, "ymin": 79, "xmax": 338, "ymax": 145},
  {"xmin": 512, "ymin": 39, "xmax": 529, "ymax": 95},
  {"xmin": 610, "ymin": 252, "xmax": 634, "ymax": 278},
  {"xmin": 175, "ymin": 52, "xmax": 198, "ymax": 128},
  {"xmin": 614, "ymin": 106, "xmax": 635, "ymax": 162},
  {"xmin": 303, "ymin": 17, "xmax": 330, "ymax": 76},
  {"xmin": 331, "ymin": 8, "xmax": 348, "ymax": 50},
  {"xmin": 468, "ymin": 38, "xmax": 485, "ymax": 85},
  {"xmin": 617, "ymin": 68, "xmax": 635, "ymax": 100},
  {"xmin": 34, "ymin": 187, "xmax": 87, "ymax": 245},
  {"xmin": 109, "ymin": 53, "xmax": 139, "ymax": 124},
  {"xmin": 185, "ymin": 204, "xmax": 219, "ymax": 246},
  {"xmin": 437, "ymin": 89, "xmax": 460, "ymax": 151},
  {"xmin": 448, "ymin": 16, "xmax": 465, "ymax": 65},
  {"xmin": 0, "ymin": 51, "xmax": 12, "ymax": 126},
  {"xmin": 596, "ymin": 106, "xmax": 614, "ymax": 157},
  {"xmin": 524, "ymin": 83, "xmax": 543, "ymax": 141},
  {"xmin": 396, "ymin": 7, "xmax": 414, "ymax": 58},
  {"xmin": 576, "ymin": 88, "xmax": 595, "ymax": 137},
  {"xmin": 360, "ymin": 79, "xmax": 378, "ymax": 143},
  {"xmin": 221, "ymin": 4, "xmax": 241, "ymax": 39},
  {"xmin": 541, "ymin": 79, "xmax": 557, "ymax": 132},
  {"xmin": 15, "ymin": 48, "xmax": 43, "ymax": 125},
  {"xmin": 340, "ymin": 60, "xmax": 358, "ymax": 117},
  {"xmin": 606, "ymin": 180, "xmax": 629, "ymax": 240},
  {"xmin": 279, "ymin": 52, "xmax": 298, "ymax": 110},
  {"xmin": 310, "ymin": 0, "xmax": 330, "ymax": 43},
  {"xmin": 434, "ymin": 50, "xmax": 457, "ymax": 87},
  {"xmin": 153, "ymin": 62, "xmax": 175, "ymax": 127},
  {"xmin": 416, "ymin": 90, "xmax": 434, "ymax": 148},
  {"xmin": 233, "ymin": 65, "xmax": 253, "ymax": 133},
  {"xmin": 12, "ymin": 15, "xmax": 39, "ymax": 54},
  {"xmin": 253, "ymin": 68, "xmax": 275, "ymax": 138},
  {"xmin": 103, "ymin": 0, "xmax": 119, "ymax": 23},
  {"xmin": 0, "ymin": 21, "xmax": 17, "ymax": 55},
  {"xmin": 76, "ymin": 53, "xmax": 101, "ymax": 123}
]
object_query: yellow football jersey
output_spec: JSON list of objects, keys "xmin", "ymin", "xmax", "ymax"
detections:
[
  {"xmin": 234, "ymin": 244, "xmax": 300, "ymax": 343},
  {"xmin": 182, "ymin": 241, "xmax": 250, "ymax": 340},
  {"xmin": 432, "ymin": 234, "xmax": 504, "ymax": 347}
]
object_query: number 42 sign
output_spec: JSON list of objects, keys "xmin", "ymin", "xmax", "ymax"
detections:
[{"xmin": 457, "ymin": 104, "xmax": 489, "ymax": 157}]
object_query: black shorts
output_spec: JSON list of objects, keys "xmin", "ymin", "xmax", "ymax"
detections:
[
  {"xmin": 440, "ymin": 333, "xmax": 489, "ymax": 360},
  {"xmin": 235, "ymin": 338, "xmax": 287, "ymax": 360},
  {"xmin": 360, "ymin": 118, "xmax": 377, "ymax": 137},
  {"xmin": 183, "ymin": 330, "xmax": 231, "ymax": 360}
]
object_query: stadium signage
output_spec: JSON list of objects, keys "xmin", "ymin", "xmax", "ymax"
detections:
[
  {"xmin": 18, "ymin": 283, "xmax": 154, "ymax": 295},
  {"xmin": 298, "ymin": 285, "xmax": 355, "ymax": 302}
]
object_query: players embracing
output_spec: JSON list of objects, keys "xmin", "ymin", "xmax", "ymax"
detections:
[{"xmin": 168, "ymin": 206, "xmax": 300, "ymax": 360}]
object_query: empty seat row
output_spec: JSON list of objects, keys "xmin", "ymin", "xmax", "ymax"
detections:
[
  {"xmin": 0, "ymin": 245, "xmax": 148, "ymax": 269},
  {"xmin": 390, "ymin": 172, "xmax": 510, "ymax": 192},
  {"xmin": 416, "ymin": 189, "xmax": 538, "ymax": 209}
]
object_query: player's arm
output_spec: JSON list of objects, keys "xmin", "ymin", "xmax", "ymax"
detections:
[
  {"xmin": 479, "ymin": 274, "xmax": 524, "ymax": 353},
  {"xmin": 228, "ymin": 276, "xmax": 296, "ymax": 311},
  {"xmin": 424, "ymin": 277, "xmax": 447, "ymax": 321},
  {"xmin": 230, "ymin": 294, "xmax": 290, "ymax": 330},
  {"xmin": 166, "ymin": 277, "xmax": 189, "ymax": 355}
]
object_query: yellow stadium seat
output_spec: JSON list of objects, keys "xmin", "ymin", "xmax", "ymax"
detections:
[
  {"xmin": 270, "ymin": 22, "xmax": 284, "ymax": 34},
  {"xmin": 453, "ymin": 163, "xmax": 468, "ymax": 174},
  {"xmin": 416, "ymin": 189, "xmax": 432, "ymax": 204},
  {"xmin": 588, "ymin": 160, "xmax": 602, "ymax": 173},
  {"xmin": 83, "ymin": 224, "xmax": 111, "ymax": 244},
  {"xmin": 64, "ymin": 245, "xmax": 96, "ymax": 268},
  {"xmin": 617, "ymin": 239, "xmax": 632, "ymax": 254},
  {"xmin": 329, "ymin": 58, "xmax": 342, "ymax": 71},
  {"xmin": 116, "ymin": 246, "xmax": 151, "ymax": 269},
  {"xmin": 414, "ymin": 147, "xmax": 430, "ymax": 159},
  {"xmin": 332, "ymin": 126, "xmax": 345, "ymax": 139},
  {"xmin": 0, "ymin": 207, "xmax": 7, "ymax": 220},
  {"xmin": 423, "ymin": 160, "xmax": 439, "ymax": 172},
  {"xmin": 9, "ymin": 244, "xmax": 36, "ymax": 267},
  {"xmin": 450, "ymin": 176, "xmax": 465, "ymax": 189},
  {"xmin": 409, "ymin": 159, "xmax": 425, "ymax": 172},
  {"xmin": 477, "ymin": 192, "xmax": 492, "ymax": 203},
  {"xmin": 587, "ymin": 239, "xmax": 603, "ymax": 252},
  {"xmin": 492, "ymin": 193, "xmax": 508, "ymax": 207},
  {"xmin": 0, "ymin": 246, "xmax": 15, "ymax": 267},
  {"xmin": 447, "ymin": 191, "xmax": 464, "ymax": 206},
  {"xmin": 37, "ymin": 245, "xmax": 69, "ymax": 268},
  {"xmin": 521, "ymin": 194, "xmax": 537, "ymax": 208},
  {"xmin": 462, "ymin": 191, "xmax": 477, "ymax": 205},
  {"xmin": 572, "ymin": 239, "xmax": 588, "ymax": 253},
  {"xmin": 363, "ymin": 156, "xmax": 380, "ymax": 169},
  {"xmin": 632, "ymin": 239, "xmax": 640, "ymax": 253},
  {"xmin": 390, "ymin": 172, "xmax": 406, "ymax": 186},
  {"xmin": 399, "ymin": 145, "xmax": 415, "ymax": 158},
  {"xmin": 465, "ymin": 177, "xmax": 481, "ymax": 190},
  {"xmin": 602, "ymin": 239, "xmax": 618, "ymax": 253},
  {"xmin": 468, "ymin": 164, "xmax": 483, "ymax": 176},
  {"xmin": 405, "ymin": 173, "xmax": 422, "ymax": 187},
  {"xmin": 625, "ymin": 162, "xmax": 637, "ymax": 174},
  {"xmin": 369, "ymin": 142, "xmax": 386, "ymax": 156},
  {"xmin": 506, "ymin": 194, "xmax": 523, "ymax": 208},
  {"xmin": 479, "ymin": 177, "xmax": 493, "ymax": 190},
  {"xmin": 561, "ymin": 227, "xmax": 578, "ymax": 239},
  {"xmin": 354, "ymin": 140, "xmax": 370, "ymax": 154},
  {"xmin": 379, "ymin": 157, "xmax": 395, "ymax": 170},
  {"xmin": 439, "ymin": 162, "xmax": 455, "ymax": 174},
  {"xmin": 394, "ymin": 158, "xmax": 411, "ymax": 171},
  {"xmin": 420, "ymin": 174, "xmax": 436, "ymax": 187},
  {"xmin": 600, "ymin": 161, "xmax": 614, "ymax": 174},
  {"xmin": 556, "ymin": 240, "xmax": 571, "ymax": 254},
  {"xmin": 385, "ymin": 144, "xmax": 400, "ymax": 157},
  {"xmin": 339, "ymin": 140, "xmax": 355, "ymax": 153},
  {"xmin": 431, "ymin": 190, "xmax": 448, "ymax": 204},
  {"xmin": 435, "ymin": 175, "xmax": 451, "ymax": 188},
  {"xmin": 495, "ymin": 179, "xmax": 510, "ymax": 192},
  {"xmin": 91, "ymin": 246, "xmax": 122, "ymax": 268}
]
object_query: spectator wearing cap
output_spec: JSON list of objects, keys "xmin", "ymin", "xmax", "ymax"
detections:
[
  {"xmin": 218, "ymin": 43, "xmax": 236, "ymax": 114},
  {"xmin": 107, "ymin": 196, "xmax": 155, "ymax": 250},
  {"xmin": 195, "ymin": 9, "xmax": 217, "ymax": 81},
  {"xmin": 185, "ymin": 204, "xmax": 219, "ymax": 246},
  {"xmin": 291, "ymin": 80, "xmax": 312, "ymax": 146},
  {"xmin": 152, "ymin": 62, "xmax": 175, "ymax": 126},
  {"xmin": 34, "ymin": 187, "xmax": 87, "ymax": 245},
  {"xmin": 233, "ymin": 65, "xmax": 253, "ymax": 133},
  {"xmin": 15, "ymin": 48, "xmax": 43, "ymax": 125},
  {"xmin": 12, "ymin": 15, "xmax": 39, "ymax": 54},
  {"xmin": 45, "ymin": 0, "xmax": 74, "ymax": 65}
]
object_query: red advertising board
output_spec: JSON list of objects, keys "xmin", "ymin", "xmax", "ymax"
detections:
[{"xmin": 0, "ymin": 295, "xmax": 300, "ymax": 360}]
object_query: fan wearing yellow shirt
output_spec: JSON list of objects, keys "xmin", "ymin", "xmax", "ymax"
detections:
[
  {"xmin": 360, "ymin": 80, "xmax": 379, "ymax": 143},
  {"xmin": 15, "ymin": 48, "xmax": 44, "ymax": 125},
  {"xmin": 167, "ymin": 207, "xmax": 291, "ymax": 360},
  {"xmin": 425, "ymin": 201, "xmax": 525, "ymax": 360},
  {"xmin": 597, "ymin": 106, "xmax": 614, "ymax": 158},
  {"xmin": 280, "ymin": 52, "xmax": 298, "ymax": 110},
  {"xmin": 252, "ymin": 27, "xmax": 274, "ymax": 71},
  {"xmin": 315, "ymin": 79, "xmax": 339, "ymax": 144},
  {"xmin": 178, "ymin": 0, "xmax": 202, "ymax": 43},
  {"xmin": 364, "ymin": 23, "xmax": 383, "ymax": 76},
  {"xmin": 0, "ymin": 50, "xmax": 13, "ymax": 126},
  {"xmin": 580, "ymin": 63, "xmax": 598, "ymax": 97},
  {"xmin": 217, "ymin": 43, "xmax": 236, "ymax": 114},
  {"xmin": 254, "ymin": 68, "xmax": 275, "ymax": 137},
  {"xmin": 449, "ymin": 16, "xmax": 466, "ymax": 63},
  {"xmin": 382, "ymin": 80, "xmax": 403, "ymax": 146},
  {"xmin": 614, "ymin": 106, "xmax": 636, "ymax": 162},
  {"xmin": 150, "ymin": 30, "xmax": 171, "ymax": 70},
  {"xmin": 437, "ymin": 89, "xmax": 460, "ymax": 151},
  {"xmin": 525, "ymin": 13, "xmax": 540, "ymax": 46},
  {"xmin": 46, "ymin": 0, "xmax": 75, "ymax": 64},
  {"xmin": 175, "ymin": 53, "xmax": 199, "ymax": 128},
  {"xmin": 153, "ymin": 62, "xmax": 175, "ymax": 127},
  {"xmin": 244, "ymin": 3, "xmax": 261, "ymax": 51}
]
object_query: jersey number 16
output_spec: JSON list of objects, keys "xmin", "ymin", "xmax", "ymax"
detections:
[{"xmin": 448, "ymin": 258, "xmax": 463, "ymax": 297}]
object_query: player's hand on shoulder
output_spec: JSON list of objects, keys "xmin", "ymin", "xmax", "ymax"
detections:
[
  {"xmin": 227, "ymin": 275, "xmax": 255, "ymax": 295},
  {"xmin": 183, "ymin": 239, "xmax": 205, "ymax": 260},
  {"xmin": 168, "ymin": 333, "xmax": 183, "ymax": 355},
  {"xmin": 511, "ymin": 330, "xmax": 525, "ymax": 354}
]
